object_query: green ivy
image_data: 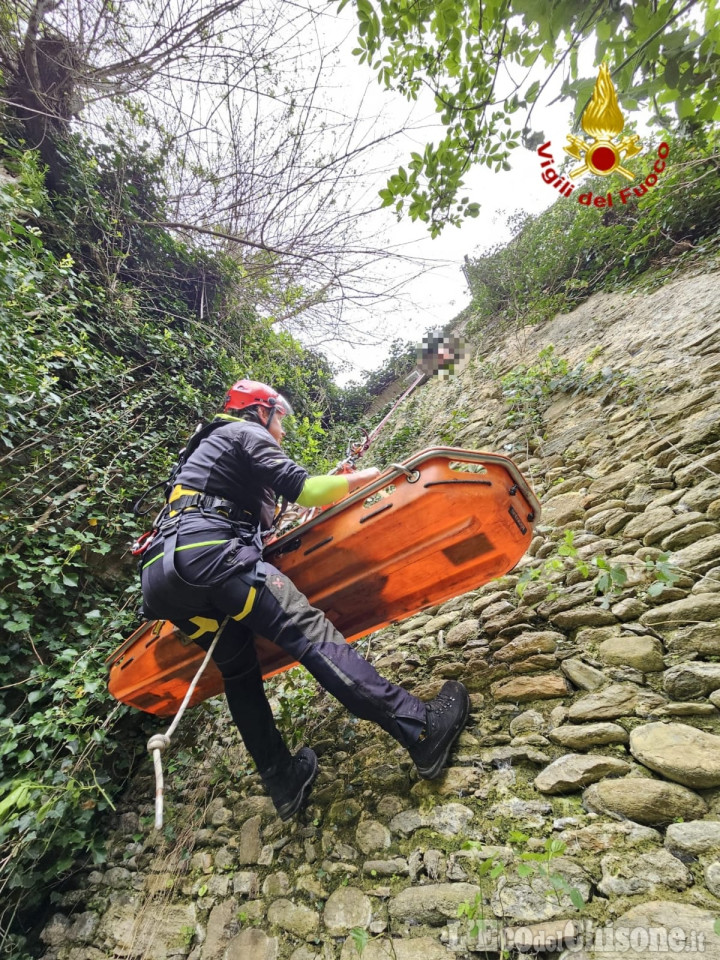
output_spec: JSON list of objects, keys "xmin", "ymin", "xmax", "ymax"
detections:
[{"xmin": 0, "ymin": 139, "xmax": 360, "ymax": 956}]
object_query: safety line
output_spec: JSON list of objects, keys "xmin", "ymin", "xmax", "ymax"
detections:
[{"xmin": 146, "ymin": 616, "xmax": 230, "ymax": 830}]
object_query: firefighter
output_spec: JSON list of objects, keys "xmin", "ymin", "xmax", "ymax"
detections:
[{"xmin": 140, "ymin": 380, "xmax": 469, "ymax": 820}]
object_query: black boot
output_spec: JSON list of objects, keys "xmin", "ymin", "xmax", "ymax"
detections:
[
  {"xmin": 260, "ymin": 747, "xmax": 319, "ymax": 821},
  {"xmin": 408, "ymin": 681, "xmax": 470, "ymax": 779}
]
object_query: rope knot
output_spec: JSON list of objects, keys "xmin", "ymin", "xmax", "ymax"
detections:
[{"xmin": 147, "ymin": 734, "xmax": 171, "ymax": 753}]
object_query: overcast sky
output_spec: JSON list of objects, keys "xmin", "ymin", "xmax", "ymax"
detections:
[{"xmin": 303, "ymin": 5, "xmax": 581, "ymax": 384}]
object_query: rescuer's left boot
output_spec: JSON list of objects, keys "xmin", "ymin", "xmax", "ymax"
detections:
[{"xmin": 260, "ymin": 747, "xmax": 319, "ymax": 821}]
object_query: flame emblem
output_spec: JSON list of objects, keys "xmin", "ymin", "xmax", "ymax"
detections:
[{"xmin": 564, "ymin": 63, "xmax": 642, "ymax": 181}]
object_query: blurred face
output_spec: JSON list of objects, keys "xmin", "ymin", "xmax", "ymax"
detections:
[{"xmin": 259, "ymin": 406, "xmax": 286, "ymax": 444}]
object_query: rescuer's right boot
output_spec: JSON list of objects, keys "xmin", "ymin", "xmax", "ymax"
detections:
[{"xmin": 408, "ymin": 681, "xmax": 470, "ymax": 779}]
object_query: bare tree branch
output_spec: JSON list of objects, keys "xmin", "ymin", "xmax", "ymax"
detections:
[{"xmin": 0, "ymin": 0, "xmax": 442, "ymax": 343}]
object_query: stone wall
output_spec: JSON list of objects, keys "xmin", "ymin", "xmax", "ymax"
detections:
[{"xmin": 40, "ymin": 267, "xmax": 720, "ymax": 959}]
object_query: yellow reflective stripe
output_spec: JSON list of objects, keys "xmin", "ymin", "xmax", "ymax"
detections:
[
  {"xmin": 169, "ymin": 484, "xmax": 202, "ymax": 502},
  {"xmin": 232, "ymin": 586, "xmax": 256, "ymax": 621},
  {"xmin": 141, "ymin": 540, "xmax": 228, "ymax": 569},
  {"xmin": 187, "ymin": 616, "xmax": 220, "ymax": 639},
  {"xmin": 175, "ymin": 540, "xmax": 228, "ymax": 552}
]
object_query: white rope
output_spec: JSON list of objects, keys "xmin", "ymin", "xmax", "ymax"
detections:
[{"xmin": 147, "ymin": 616, "xmax": 230, "ymax": 830}]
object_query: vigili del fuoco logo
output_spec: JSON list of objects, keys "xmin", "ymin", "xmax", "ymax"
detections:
[{"xmin": 536, "ymin": 63, "xmax": 670, "ymax": 208}]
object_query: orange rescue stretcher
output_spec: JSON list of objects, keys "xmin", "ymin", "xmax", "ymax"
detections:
[{"xmin": 106, "ymin": 447, "xmax": 541, "ymax": 716}]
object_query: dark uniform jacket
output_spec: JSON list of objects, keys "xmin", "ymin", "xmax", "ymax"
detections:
[
  {"xmin": 175, "ymin": 419, "xmax": 308, "ymax": 529},
  {"xmin": 144, "ymin": 419, "xmax": 308, "ymax": 593}
]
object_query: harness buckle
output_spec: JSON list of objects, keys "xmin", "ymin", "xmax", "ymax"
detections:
[{"xmin": 174, "ymin": 491, "xmax": 253, "ymax": 524}]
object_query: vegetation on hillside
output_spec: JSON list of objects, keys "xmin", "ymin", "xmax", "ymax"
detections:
[
  {"xmin": 464, "ymin": 132, "xmax": 720, "ymax": 331},
  {"xmin": 0, "ymin": 129, "xmax": 363, "ymax": 955},
  {"xmin": 0, "ymin": 0, "xmax": 445, "ymax": 328}
]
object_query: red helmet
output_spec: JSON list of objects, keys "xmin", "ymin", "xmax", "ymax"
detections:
[{"xmin": 223, "ymin": 379, "xmax": 294, "ymax": 417}]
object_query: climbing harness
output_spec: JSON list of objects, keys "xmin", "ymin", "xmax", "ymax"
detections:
[
  {"xmin": 132, "ymin": 417, "xmax": 227, "ymax": 532},
  {"xmin": 139, "ymin": 488, "xmax": 265, "ymax": 619},
  {"xmin": 147, "ymin": 616, "xmax": 229, "ymax": 830}
]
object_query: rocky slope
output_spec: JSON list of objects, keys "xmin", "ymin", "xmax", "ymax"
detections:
[{"xmin": 39, "ymin": 265, "xmax": 720, "ymax": 960}]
